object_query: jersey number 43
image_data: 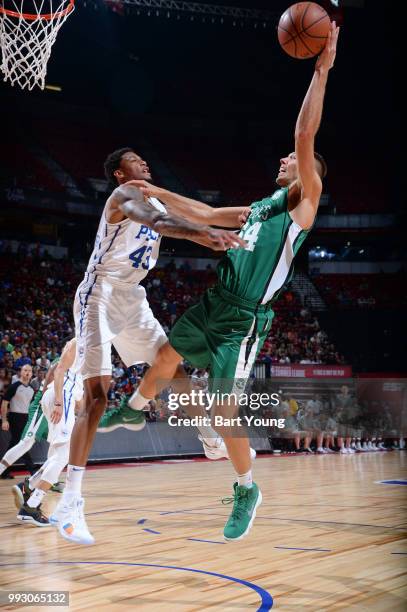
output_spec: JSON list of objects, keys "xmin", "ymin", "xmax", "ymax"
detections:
[{"xmin": 129, "ymin": 245, "xmax": 153, "ymax": 269}]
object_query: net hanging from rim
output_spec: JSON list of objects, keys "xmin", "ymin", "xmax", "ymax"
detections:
[{"xmin": 0, "ymin": 0, "xmax": 74, "ymax": 90}]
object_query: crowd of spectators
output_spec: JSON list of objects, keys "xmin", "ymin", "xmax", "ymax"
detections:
[
  {"xmin": 258, "ymin": 293, "xmax": 345, "ymax": 365},
  {"xmin": 0, "ymin": 249, "xmax": 345, "ymax": 410},
  {"xmin": 312, "ymin": 273, "xmax": 407, "ymax": 310},
  {"xmin": 264, "ymin": 385, "xmax": 406, "ymax": 453}
]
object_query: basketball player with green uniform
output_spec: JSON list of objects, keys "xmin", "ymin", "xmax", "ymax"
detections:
[
  {"xmin": 0, "ymin": 365, "xmax": 56, "ymax": 480},
  {"xmin": 128, "ymin": 22, "xmax": 340, "ymax": 541}
]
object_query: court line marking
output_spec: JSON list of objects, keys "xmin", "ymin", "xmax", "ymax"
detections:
[
  {"xmin": 158, "ymin": 510, "xmax": 407, "ymax": 531},
  {"xmin": 274, "ymin": 546, "xmax": 331, "ymax": 552},
  {"xmin": 143, "ymin": 528, "xmax": 161, "ymax": 534},
  {"xmin": 85, "ymin": 506, "xmax": 407, "ymax": 531},
  {"xmin": 375, "ymin": 480, "xmax": 407, "ymax": 485},
  {"xmin": 137, "ymin": 518, "xmax": 147, "ymax": 524},
  {"xmin": 0, "ymin": 561, "xmax": 273, "ymax": 611},
  {"xmin": 391, "ymin": 552, "xmax": 407, "ymax": 555},
  {"xmin": 187, "ymin": 538, "xmax": 226, "ymax": 545}
]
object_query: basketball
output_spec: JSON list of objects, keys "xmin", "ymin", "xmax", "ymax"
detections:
[{"xmin": 278, "ymin": 2, "xmax": 331, "ymax": 59}]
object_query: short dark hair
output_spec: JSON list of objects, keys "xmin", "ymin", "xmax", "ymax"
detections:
[
  {"xmin": 314, "ymin": 152, "xmax": 327, "ymax": 179},
  {"xmin": 104, "ymin": 147, "xmax": 134, "ymax": 191}
]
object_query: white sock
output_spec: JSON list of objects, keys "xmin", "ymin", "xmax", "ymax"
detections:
[
  {"xmin": 0, "ymin": 462, "xmax": 7, "ymax": 476},
  {"xmin": 129, "ymin": 389, "xmax": 150, "ymax": 410},
  {"xmin": 63, "ymin": 464, "xmax": 85, "ymax": 498},
  {"xmin": 237, "ymin": 470, "xmax": 253, "ymax": 489},
  {"xmin": 29, "ymin": 470, "xmax": 42, "ymax": 490},
  {"xmin": 27, "ymin": 488, "xmax": 46, "ymax": 509}
]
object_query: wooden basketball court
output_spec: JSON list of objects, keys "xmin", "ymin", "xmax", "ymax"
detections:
[{"xmin": 1, "ymin": 452, "xmax": 406, "ymax": 610}]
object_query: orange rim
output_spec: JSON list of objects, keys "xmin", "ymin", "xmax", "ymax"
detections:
[{"xmin": 0, "ymin": 0, "xmax": 74, "ymax": 21}]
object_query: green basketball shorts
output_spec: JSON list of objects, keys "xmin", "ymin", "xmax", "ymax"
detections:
[
  {"xmin": 169, "ymin": 284, "xmax": 274, "ymax": 394},
  {"xmin": 21, "ymin": 393, "xmax": 49, "ymax": 442}
]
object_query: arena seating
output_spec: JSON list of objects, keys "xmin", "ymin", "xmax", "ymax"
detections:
[
  {"xmin": 0, "ymin": 250, "xmax": 345, "ymax": 406},
  {"xmin": 0, "ymin": 143, "xmax": 64, "ymax": 193},
  {"xmin": 312, "ymin": 273, "xmax": 406, "ymax": 309}
]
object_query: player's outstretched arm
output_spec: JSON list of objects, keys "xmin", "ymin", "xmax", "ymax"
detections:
[
  {"xmin": 51, "ymin": 338, "xmax": 76, "ymax": 425},
  {"xmin": 294, "ymin": 21, "xmax": 339, "ymax": 229},
  {"xmin": 124, "ymin": 180, "xmax": 250, "ymax": 228},
  {"xmin": 111, "ymin": 184, "xmax": 246, "ymax": 251}
]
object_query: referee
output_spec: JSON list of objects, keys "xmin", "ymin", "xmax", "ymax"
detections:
[{"xmin": 1, "ymin": 364, "xmax": 35, "ymax": 479}]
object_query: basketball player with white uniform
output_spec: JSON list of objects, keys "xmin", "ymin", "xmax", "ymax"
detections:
[
  {"xmin": 13, "ymin": 339, "xmax": 84, "ymax": 526},
  {"xmin": 52, "ymin": 148, "xmax": 248, "ymax": 545}
]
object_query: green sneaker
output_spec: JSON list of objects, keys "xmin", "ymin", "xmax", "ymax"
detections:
[
  {"xmin": 222, "ymin": 482, "xmax": 262, "ymax": 542},
  {"xmin": 97, "ymin": 395, "xmax": 146, "ymax": 433}
]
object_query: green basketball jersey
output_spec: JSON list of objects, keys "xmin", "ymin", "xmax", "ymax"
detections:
[{"xmin": 217, "ymin": 187, "xmax": 310, "ymax": 305}]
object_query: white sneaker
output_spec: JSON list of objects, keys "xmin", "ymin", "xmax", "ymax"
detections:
[
  {"xmin": 51, "ymin": 497, "xmax": 94, "ymax": 545},
  {"xmin": 355, "ymin": 442, "xmax": 362, "ymax": 451},
  {"xmin": 367, "ymin": 441, "xmax": 373, "ymax": 451},
  {"xmin": 362, "ymin": 442, "xmax": 369, "ymax": 451},
  {"xmin": 324, "ymin": 447, "xmax": 335, "ymax": 453},
  {"xmin": 200, "ymin": 436, "xmax": 256, "ymax": 461},
  {"xmin": 377, "ymin": 442, "xmax": 386, "ymax": 451},
  {"xmin": 347, "ymin": 447, "xmax": 356, "ymax": 454},
  {"xmin": 316, "ymin": 447, "xmax": 326, "ymax": 454},
  {"xmin": 339, "ymin": 448, "xmax": 348, "ymax": 454}
]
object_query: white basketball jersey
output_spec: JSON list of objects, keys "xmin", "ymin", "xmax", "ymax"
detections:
[
  {"xmin": 84, "ymin": 197, "xmax": 166, "ymax": 285},
  {"xmin": 45, "ymin": 369, "xmax": 83, "ymax": 405}
]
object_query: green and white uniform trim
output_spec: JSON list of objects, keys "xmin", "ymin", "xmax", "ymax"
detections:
[
  {"xmin": 217, "ymin": 187, "xmax": 309, "ymax": 306},
  {"xmin": 21, "ymin": 387, "xmax": 48, "ymax": 442},
  {"xmin": 20, "ymin": 357, "xmax": 60, "ymax": 443}
]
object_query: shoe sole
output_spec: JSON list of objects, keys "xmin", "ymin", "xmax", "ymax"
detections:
[
  {"xmin": 223, "ymin": 489, "xmax": 263, "ymax": 542},
  {"xmin": 12, "ymin": 485, "xmax": 25, "ymax": 510},
  {"xmin": 204, "ymin": 447, "xmax": 257, "ymax": 461},
  {"xmin": 58, "ymin": 526, "xmax": 95, "ymax": 545},
  {"xmin": 97, "ymin": 421, "xmax": 146, "ymax": 433},
  {"xmin": 16, "ymin": 515, "xmax": 51, "ymax": 527}
]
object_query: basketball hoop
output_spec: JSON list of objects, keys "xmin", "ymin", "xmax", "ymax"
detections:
[{"xmin": 0, "ymin": 0, "xmax": 75, "ymax": 90}]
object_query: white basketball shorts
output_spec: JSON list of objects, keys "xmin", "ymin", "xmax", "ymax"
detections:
[{"xmin": 73, "ymin": 274, "xmax": 167, "ymax": 380}]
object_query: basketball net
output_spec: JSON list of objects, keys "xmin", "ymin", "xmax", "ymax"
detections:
[{"xmin": 0, "ymin": 0, "xmax": 74, "ymax": 91}]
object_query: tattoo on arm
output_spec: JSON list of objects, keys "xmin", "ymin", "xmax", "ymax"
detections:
[{"xmin": 120, "ymin": 199, "xmax": 207, "ymax": 241}]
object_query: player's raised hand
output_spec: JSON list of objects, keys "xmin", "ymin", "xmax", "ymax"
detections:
[
  {"xmin": 201, "ymin": 228, "xmax": 246, "ymax": 251},
  {"xmin": 51, "ymin": 402, "xmax": 63, "ymax": 424},
  {"xmin": 316, "ymin": 21, "xmax": 340, "ymax": 71}
]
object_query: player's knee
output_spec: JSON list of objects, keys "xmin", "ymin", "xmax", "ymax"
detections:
[
  {"xmin": 155, "ymin": 342, "xmax": 182, "ymax": 368},
  {"xmin": 21, "ymin": 436, "xmax": 35, "ymax": 452},
  {"xmin": 174, "ymin": 363, "xmax": 186, "ymax": 379},
  {"xmin": 84, "ymin": 381, "xmax": 108, "ymax": 415}
]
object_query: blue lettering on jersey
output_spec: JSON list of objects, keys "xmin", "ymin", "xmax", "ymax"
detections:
[{"xmin": 135, "ymin": 225, "xmax": 159, "ymax": 241}]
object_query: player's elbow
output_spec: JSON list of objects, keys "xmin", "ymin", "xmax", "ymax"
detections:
[{"xmin": 54, "ymin": 362, "xmax": 66, "ymax": 378}]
